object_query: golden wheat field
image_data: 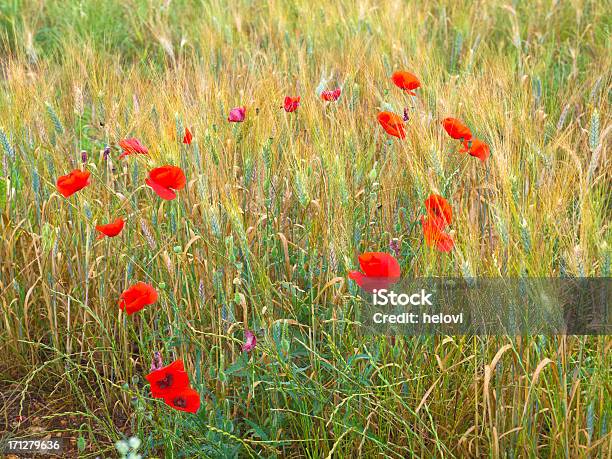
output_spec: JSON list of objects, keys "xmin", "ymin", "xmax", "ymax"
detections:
[{"xmin": 0, "ymin": 0, "xmax": 610, "ymax": 457}]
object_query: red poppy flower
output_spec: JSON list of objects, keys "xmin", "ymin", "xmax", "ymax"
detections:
[
  {"xmin": 348, "ymin": 252, "xmax": 401, "ymax": 292},
  {"xmin": 421, "ymin": 217, "xmax": 454, "ymax": 252},
  {"xmin": 183, "ymin": 128, "xmax": 193, "ymax": 145},
  {"xmin": 145, "ymin": 165, "xmax": 186, "ymax": 200},
  {"xmin": 145, "ymin": 359, "xmax": 190, "ymax": 398},
  {"xmin": 391, "ymin": 71, "xmax": 421, "ymax": 95},
  {"xmin": 283, "ymin": 96, "xmax": 300, "ymax": 112},
  {"xmin": 442, "ymin": 118, "xmax": 472, "ymax": 145},
  {"xmin": 377, "ymin": 112, "xmax": 406, "ymax": 139},
  {"xmin": 119, "ymin": 282, "xmax": 158, "ymax": 315},
  {"xmin": 56, "ymin": 169, "xmax": 91, "ymax": 197},
  {"xmin": 466, "ymin": 138, "xmax": 490, "ymax": 162},
  {"xmin": 95, "ymin": 218, "xmax": 125, "ymax": 239},
  {"xmin": 119, "ymin": 138, "xmax": 149, "ymax": 159},
  {"xmin": 424, "ymin": 194, "xmax": 452, "ymax": 226},
  {"xmin": 164, "ymin": 387, "xmax": 201, "ymax": 413},
  {"xmin": 321, "ymin": 88, "xmax": 341, "ymax": 101}
]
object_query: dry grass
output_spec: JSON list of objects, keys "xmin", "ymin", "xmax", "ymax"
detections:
[{"xmin": 0, "ymin": 0, "xmax": 610, "ymax": 457}]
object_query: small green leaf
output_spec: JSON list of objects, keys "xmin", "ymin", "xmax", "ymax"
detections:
[
  {"xmin": 225, "ymin": 357, "xmax": 247, "ymax": 376},
  {"xmin": 41, "ymin": 223, "xmax": 54, "ymax": 254},
  {"xmin": 77, "ymin": 436, "xmax": 86, "ymax": 452}
]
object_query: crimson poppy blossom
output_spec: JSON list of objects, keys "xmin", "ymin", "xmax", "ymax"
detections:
[
  {"xmin": 95, "ymin": 218, "xmax": 125, "ymax": 239},
  {"xmin": 118, "ymin": 138, "xmax": 148, "ymax": 159},
  {"xmin": 145, "ymin": 165, "xmax": 186, "ymax": 200},
  {"xmin": 283, "ymin": 96, "xmax": 300, "ymax": 112},
  {"xmin": 421, "ymin": 194, "xmax": 454, "ymax": 252},
  {"xmin": 164, "ymin": 387, "xmax": 201, "ymax": 413},
  {"xmin": 348, "ymin": 252, "xmax": 401, "ymax": 292},
  {"xmin": 242, "ymin": 330, "xmax": 257, "ymax": 352},
  {"xmin": 424, "ymin": 194, "xmax": 452, "ymax": 227},
  {"xmin": 228, "ymin": 106, "xmax": 246, "ymax": 122},
  {"xmin": 466, "ymin": 138, "xmax": 490, "ymax": 162},
  {"xmin": 183, "ymin": 128, "xmax": 193, "ymax": 145},
  {"xmin": 321, "ymin": 88, "xmax": 341, "ymax": 101},
  {"xmin": 436, "ymin": 234, "xmax": 454, "ymax": 254},
  {"xmin": 119, "ymin": 282, "xmax": 158, "ymax": 315},
  {"xmin": 56, "ymin": 169, "xmax": 91, "ymax": 197},
  {"xmin": 421, "ymin": 216, "xmax": 454, "ymax": 252},
  {"xmin": 377, "ymin": 111, "xmax": 406, "ymax": 139},
  {"xmin": 442, "ymin": 118, "xmax": 472, "ymax": 150},
  {"xmin": 391, "ymin": 71, "xmax": 421, "ymax": 95},
  {"xmin": 442, "ymin": 118, "xmax": 472, "ymax": 153},
  {"xmin": 145, "ymin": 359, "xmax": 190, "ymax": 398}
]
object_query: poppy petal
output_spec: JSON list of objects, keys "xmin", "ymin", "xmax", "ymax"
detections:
[
  {"xmin": 377, "ymin": 112, "xmax": 406, "ymax": 139},
  {"xmin": 283, "ymin": 96, "xmax": 300, "ymax": 112},
  {"xmin": 422, "ymin": 217, "xmax": 454, "ymax": 253},
  {"xmin": 358, "ymin": 252, "xmax": 401, "ymax": 279},
  {"xmin": 147, "ymin": 166, "xmax": 186, "ymax": 190},
  {"xmin": 349, "ymin": 253, "xmax": 401, "ymax": 292},
  {"xmin": 468, "ymin": 139, "xmax": 490, "ymax": 162},
  {"xmin": 183, "ymin": 128, "xmax": 193, "ymax": 145},
  {"xmin": 391, "ymin": 71, "xmax": 421, "ymax": 92},
  {"xmin": 164, "ymin": 387, "xmax": 201, "ymax": 413},
  {"xmin": 95, "ymin": 218, "xmax": 125, "ymax": 239},
  {"xmin": 424, "ymin": 194, "xmax": 452, "ymax": 226},
  {"xmin": 56, "ymin": 170, "xmax": 91, "ymax": 198},
  {"xmin": 146, "ymin": 360, "xmax": 191, "ymax": 398},
  {"xmin": 119, "ymin": 282, "xmax": 158, "ymax": 315},
  {"xmin": 442, "ymin": 118, "xmax": 472, "ymax": 141},
  {"xmin": 146, "ymin": 178, "xmax": 177, "ymax": 200},
  {"xmin": 436, "ymin": 233, "xmax": 455, "ymax": 252},
  {"xmin": 119, "ymin": 138, "xmax": 148, "ymax": 158}
]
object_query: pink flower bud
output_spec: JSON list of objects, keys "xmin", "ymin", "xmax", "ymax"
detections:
[{"xmin": 228, "ymin": 106, "xmax": 246, "ymax": 122}]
